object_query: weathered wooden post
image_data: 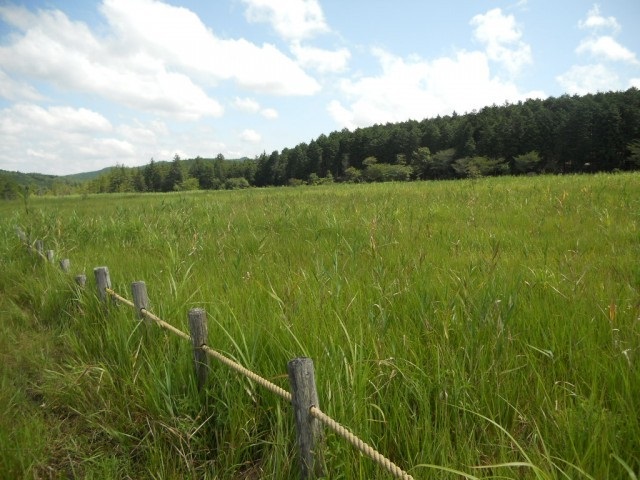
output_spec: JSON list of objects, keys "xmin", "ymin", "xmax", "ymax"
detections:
[
  {"xmin": 46, "ymin": 250, "xmax": 55, "ymax": 263},
  {"xmin": 188, "ymin": 308, "xmax": 209, "ymax": 391},
  {"xmin": 131, "ymin": 281, "xmax": 150, "ymax": 323},
  {"xmin": 75, "ymin": 274, "xmax": 87, "ymax": 288},
  {"xmin": 288, "ymin": 357, "xmax": 325, "ymax": 479},
  {"xmin": 60, "ymin": 258, "xmax": 71, "ymax": 273},
  {"xmin": 35, "ymin": 239, "xmax": 43, "ymax": 257},
  {"xmin": 93, "ymin": 266, "xmax": 111, "ymax": 303},
  {"xmin": 15, "ymin": 227, "xmax": 26, "ymax": 243}
]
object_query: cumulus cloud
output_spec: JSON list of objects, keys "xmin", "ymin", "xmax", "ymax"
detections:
[
  {"xmin": 328, "ymin": 48, "xmax": 543, "ymax": 130},
  {"xmin": 573, "ymin": 5, "xmax": 637, "ymax": 65},
  {"xmin": 103, "ymin": 0, "xmax": 320, "ymax": 95},
  {"xmin": 470, "ymin": 8, "xmax": 532, "ymax": 75},
  {"xmin": 557, "ymin": 5, "xmax": 637, "ymax": 94},
  {"xmin": 578, "ymin": 4, "xmax": 620, "ymax": 32},
  {"xmin": 290, "ymin": 42, "xmax": 350, "ymax": 73},
  {"xmin": 240, "ymin": 129, "xmax": 262, "ymax": 143},
  {"xmin": 0, "ymin": 4, "xmax": 224, "ymax": 120},
  {"xmin": 234, "ymin": 97, "xmax": 261, "ymax": 113},
  {"xmin": 556, "ymin": 64, "xmax": 620, "ymax": 95},
  {"xmin": 0, "ymin": 0, "xmax": 320, "ymax": 126},
  {"xmin": 0, "ymin": 102, "xmax": 231, "ymax": 174},
  {"xmin": 2, "ymin": 104, "xmax": 112, "ymax": 134},
  {"xmin": 0, "ymin": 70, "xmax": 44, "ymax": 102},
  {"xmin": 0, "ymin": 103, "xmax": 134, "ymax": 173},
  {"xmin": 240, "ymin": 0, "xmax": 348, "ymax": 75},
  {"xmin": 233, "ymin": 97, "xmax": 279, "ymax": 119},
  {"xmin": 260, "ymin": 108, "xmax": 279, "ymax": 119},
  {"xmin": 241, "ymin": 0, "xmax": 329, "ymax": 41},
  {"xmin": 576, "ymin": 36, "xmax": 638, "ymax": 64}
]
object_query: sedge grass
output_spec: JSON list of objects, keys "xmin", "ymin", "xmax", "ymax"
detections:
[{"xmin": 0, "ymin": 173, "xmax": 638, "ymax": 478}]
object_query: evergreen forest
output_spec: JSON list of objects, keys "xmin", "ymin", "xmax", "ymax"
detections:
[{"xmin": 2, "ymin": 88, "xmax": 640, "ymax": 196}]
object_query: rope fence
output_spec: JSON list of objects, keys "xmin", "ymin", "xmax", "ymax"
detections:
[{"xmin": 16, "ymin": 229, "xmax": 416, "ymax": 480}]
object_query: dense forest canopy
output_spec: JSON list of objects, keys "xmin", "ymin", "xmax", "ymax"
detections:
[{"xmin": 2, "ymin": 88, "xmax": 640, "ymax": 197}]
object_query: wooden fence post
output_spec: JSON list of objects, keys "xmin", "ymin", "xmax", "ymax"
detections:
[
  {"xmin": 93, "ymin": 266, "xmax": 111, "ymax": 303},
  {"xmin": 60, "ymin": 258, "xmax": 70, "ymax": 273},
  {"xmin": 46, "ymin": 250, "xmax": 55, "ymax": 263},
  {"xmin": 131, "ymin": 281, "xmax": 150, "ymax": 323},
  {"xmin": 75, "ymin": 274, "xmax": 87, "ymax": 288},
  {"xmin": 16, "ymin": 227, "xmax": 26, "ymax": 243},
  {"xmin": 288, "ymin": 357, "xmax": 325, "ymax": 479},
  {"xmin": 188, "ymin": 308, "xmax": 209, "ymax": 391}
]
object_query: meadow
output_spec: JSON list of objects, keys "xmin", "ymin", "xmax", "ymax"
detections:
[{"xmin": 0, "ymin": 173, "xmax": 639, "ymax": 479}]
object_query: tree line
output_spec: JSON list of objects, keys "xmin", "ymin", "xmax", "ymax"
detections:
[
  {"xmin": 248, "ymin": 87, "xmax": 639, "ymax": 186},
  {"xmin": 2, "ymin": 88, "xmax": 640, "ymax": 197}
]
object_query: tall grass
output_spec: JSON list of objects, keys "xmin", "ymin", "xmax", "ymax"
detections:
[{"xmin": 1, "ymin": 173, "xmax": 638, "ymax": 478}]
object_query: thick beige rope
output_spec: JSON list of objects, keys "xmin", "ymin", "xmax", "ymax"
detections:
[
  {"xmin": 104, "ymin": 288, "xmax": 289, "ymax": 399},
  {"xmin": 22, "ymin": 233, "xmax": 416, "ymax": 479},
  {"xmin": 201, "ymin": 345, "xmax": 292, "ymax": 402},
  {"xmin": 104, "ymin": 287, "xmax": 413, "ymax": 479},
  {"xmin": 310, "ymin": 406, "xmax": 415, "ymax": 480},
  {"xmin": 106, "ymin": 288, "xmax": 134, "ymax": 308}
]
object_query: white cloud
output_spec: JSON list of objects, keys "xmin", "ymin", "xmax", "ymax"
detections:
[
  {"xmin": 0, "ymin": 0, "xmax": 320, "ymax": 128},
  {"xmin": 233, "ymin": 97, "xmax": 278, "ymax": 119},
  {"xmin": 576, "ymin": 36, "xmax": 638, "ymax": 64},
  {"xmin": 328, "ymin": 48, "xmax": 543, "ymax": 130},
  {"xmin": 0, "ymin": 103, "xmax": 133, "ymax": 173},
  {"xmin": 77, "ymin": 138, "xmax": 136, "ymax": 159},
  {"xmin": 117, "ymin": 120, "xmax": 165, "ymax": 144},
  {"xmin": 234, "ymin": 97, "xmax": 261, "ymax": 113},
  {"xmin": 290, "ymin": 42, "xmax": 350, "ymax": 73},
  {"xmin": 0, "ymin": 4, "xmax": 224, "ymax": 120},
  {"xmin": 556, "ymin": 64, "xmax": 620, "ymax": 95},
  {"xmin": 0, "ymin": 70, "xmax": 44, "ymax": 102},
  {"xmin": 239, "ymin": 129, "xmax": 262, "ymax": 143},
  {"xmin": 470, "ymin": 8, "xmax": 532, "ymax": 75},
  {"xmin": 241, "ymin": 0, "xmax": 329, "ymax": 41},
  {"xmin": 579, "ymin": 4, "xmax": 620, "ymax": 32},
  {"xmin": 630, "ymin": 78, "xmax": 640, "ymax": 89},
  {"xmin": 0, "ymin": 102, "xmax": 232, "ymax": 174},
  {"xmin": 559, "ymin": 5, "xmax": 637, "ymax": 95},
  {"xmin": 3, "ymin": 104, "xmax": 112, "ymax": 134},
  {"xmin": 261, "ymin": 108, "xmax": 279, "ymax": 119},
  {"xmin": 104, "ymin": 0, "xmax": 320, "ymax": 96}
]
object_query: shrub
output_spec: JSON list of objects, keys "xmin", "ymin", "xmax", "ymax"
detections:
[
  {"xmin": 363, "ymin": 163, "xmax": 412, "ymax": 182},
  {"xmin": 224, "ymin": 177, "xmax": 250, "ymax": 190}
]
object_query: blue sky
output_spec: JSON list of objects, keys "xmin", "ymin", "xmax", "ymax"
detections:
[{"xmin": 1, "ymin": 0, "xmax": 639, "ymax": 175}]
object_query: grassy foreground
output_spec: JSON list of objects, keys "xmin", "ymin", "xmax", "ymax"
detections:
[{"xmin": 1, "ymin": 173, "xmax": 639, "ymax": 479}]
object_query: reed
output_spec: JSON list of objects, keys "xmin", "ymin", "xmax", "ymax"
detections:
[{"xmin": 1, "ymin": 172, "xmax": 638, "ymax": 478}]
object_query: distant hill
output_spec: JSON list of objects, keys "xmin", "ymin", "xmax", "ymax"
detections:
[
  {"xmin": 60, "ymin": 166, "xmax": 116, "ymax": 182},
  {"xmin": 0, "ymin": 169, "xmax": 59, "ymax": 191},
  {"xmin": 1, "ymin": 157, "xmax": 252, "ymax": 194},
  {"xmin": 0, "ymin": 168, "xmax": 88, "ymax": 198}
]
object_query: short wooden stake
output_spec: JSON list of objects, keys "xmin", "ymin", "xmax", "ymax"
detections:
[
  {"xmin": 16, "ymin": 227, "xmax": 26, "ymax": 243},
  {"xmin": 35, "ymin": 239, "xmax": 43, "ymax": 256},
  {"xmin": 60, "ymin": 258, "xmax": 70, "ymax": 273},
  {"xmin": 75, "ymin": 274, "xmax": 87, "ymax": 288},
  {"xmin": 46, "ymin": 250, "xmax": 55, "ymax": 263},
  {"xmin": 288, "ymin": 357, "xmax": 325, "ymax": 479},
  {"xmin": 188, "ymin": 308, "xmax": 209, "ymax": 391},
  {"xmin": 93, "ymin": 266, "xmax": 111, "ymax": 303},
  {"xmin": 131, "ymin": 281, "xmax": 150, "ymax": 322}
]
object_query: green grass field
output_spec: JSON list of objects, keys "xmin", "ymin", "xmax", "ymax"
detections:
[{"xmin": 1, "ymin": 173, "xmax": 639, "ymax": 479}]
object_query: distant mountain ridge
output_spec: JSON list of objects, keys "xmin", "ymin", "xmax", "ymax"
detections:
[
  {"xmin": 59, "ymin": 167, "xmax": 116, "ymax": 182},
  {"xmin": 0, "ymin": 166, "xmax": 114, "ymax": 185},
  {"xmin": 0, "ymin": 169, "xmax": 59, "ymax": 190}
]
